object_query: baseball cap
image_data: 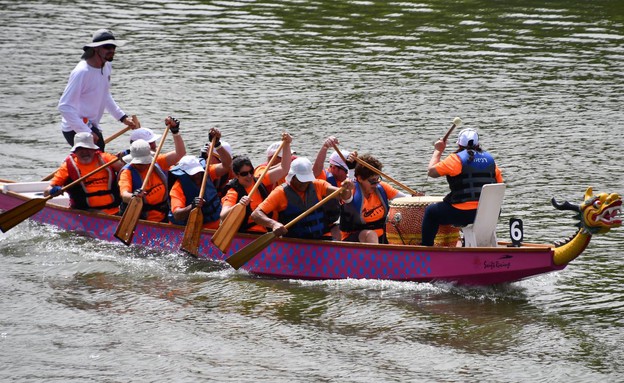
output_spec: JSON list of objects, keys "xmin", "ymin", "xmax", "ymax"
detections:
[
  {"xmin": 457, "ymin": 128, "xmax": 479, "ymax": 147},
  {"xmin": 177, "ymin": 155, "xmax": 205, "ymax": 176},
  {"xmin": 286, "ymin": 157, "xmax": 316, "ymax": 183},
  {"xmin": 130, "ymin": 128, "xmax": 161, "ymax": 144},
  {"xmin": 329, "ymin": 151, "xmax": 349, "ymax": 171}
]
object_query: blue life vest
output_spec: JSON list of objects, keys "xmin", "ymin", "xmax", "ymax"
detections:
[
  {"xmin": 339, "ymin": 181, "xmax": 389, "ymax": 233},
  {"xmin": 278, "ymin": 184, "xmax": 326, "ymax": 240},
  {"xmin": 167, "ymin": 165, "xmax": 222, "ymax": 225},
  {"xmin": 445, "ymin": 150, "xmax": 497, "ymax": 204},
  {"xmin": 119, "ymin": 163, "xmax": 169, "ymax": 220},
  {"xmin": 321, "ymin": 169, "xmax": 341, "ymax": 226}
]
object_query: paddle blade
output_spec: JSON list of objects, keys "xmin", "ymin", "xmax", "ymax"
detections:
[
  {"xmin": 225, "ymin": 231, "xmax": 277, "ymax": 270},
  {"xmin": 211, "ymin": 203, "xmax": 246, "ymax": 253},
  {"xmin": 0, "ymin": 198, "xmax": 47, "ymax": 233},
  {"xmin": 114, "ymin": 197, "xmax": 143, "ymax": 246},
  {"xmin": 180, "ymin": 208, "xmax": 204, "ymax": 256}
]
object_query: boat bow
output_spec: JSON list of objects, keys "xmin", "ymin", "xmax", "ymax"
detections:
[{"xmin": 551, "ymin": 187, "xmax": 622, "ymax": 265}]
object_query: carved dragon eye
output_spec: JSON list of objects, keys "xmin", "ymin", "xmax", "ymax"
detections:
[{"xmin": 593, "ymin": 200, "xmax": 602, "ymax": 208}]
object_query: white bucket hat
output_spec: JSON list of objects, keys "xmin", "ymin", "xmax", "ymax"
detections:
[
  {"xmin": 71, "ymin": 132, "xmax": 99, "ymax": 152},
  {"xmin": 130, "ymin": 128, "xmax": 160, "ymax": 144},
  {"xmin": 286, "ymin": 157, "xmax": 316, "ymax": 183},
  {"xmin": 123, "ymin": 140, "xmax": 153, "ymax": 165},
  {"xmin": 457, "ymin": 128, "xmax": 479, "ymax": 147},
  {"xmin": 83, "ymin": 29, "xmax": 126, "ymax": 50},
  {"xmin": 177, "ymin": 156, "xmax": 205, "ymax": 176}
]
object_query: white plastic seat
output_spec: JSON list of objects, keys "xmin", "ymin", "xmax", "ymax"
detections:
[{"xmin": 462, "ymin": 183, "xmax": 506, "ymax": 247}]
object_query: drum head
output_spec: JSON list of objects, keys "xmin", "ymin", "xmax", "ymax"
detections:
[{"xmin": 390, "ymin": 196, "xmax": 443, "ymax": 206}]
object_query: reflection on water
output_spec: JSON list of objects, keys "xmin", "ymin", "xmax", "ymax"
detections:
[{"xmin": 1, "ymin": 0, "xmax": 623, "ymax": 381}]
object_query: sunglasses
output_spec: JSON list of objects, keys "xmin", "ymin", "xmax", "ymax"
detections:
[
  {"xmin": 101, "ymin": 44, "xmax": 116, "ymax": 50},
  {"xmin": 367, "ymin": 176, "xmax": 381, "ymax": 185},
  {"xmin": 331, "ymin": 164, "xmax": 348, "ymax": 172},
  {"xmin": 238, "ymin": 170, "xmax": 253, "ymax": 177}
]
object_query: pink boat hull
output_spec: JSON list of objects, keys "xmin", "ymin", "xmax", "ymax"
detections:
[{"xmin": 0, "ymin": 184, "xmax": 564, "ymax": 285}]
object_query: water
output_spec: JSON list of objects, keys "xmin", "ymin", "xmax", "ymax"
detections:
[{"xmin": 1, "ymin": 0, "xmax": 623, "ymax": 381}]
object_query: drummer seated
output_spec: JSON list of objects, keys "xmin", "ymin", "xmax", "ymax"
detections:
[{"xmin": 339, "ymin": 154, "xmax": 407, "ymax": 244}]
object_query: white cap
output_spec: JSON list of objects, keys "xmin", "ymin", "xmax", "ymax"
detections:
[
  {"xmin": 266, "ymin": 141, "xmax": 283, "ymax": 158},
  {"xmin": 71, "ymin": 132, "xmax": 99, "ymax": 151},
  {"xmin": 457, "ymin": 128, "xmax": 479, "ymax": 147},
  {"xmin": 212, "ymin": 141, "xmax": 233, "ymax": 159},
  {"xmin": 123, "ymin": 140, "xmax": 153, "ymax": 164},
  {"xmin": 177, "ymin": 155, "xmax": 205, "ymax": 176},
  {"xmin": 130, "ymin": 128, "xmax": 160, "ymax": 144},
  {"xmin": 329, "ymin": 150, "xmax": 349, "ymax": 171},
  {"xmin": 286, "ymin": 157, "xmax": 316, "ymax": 183}
]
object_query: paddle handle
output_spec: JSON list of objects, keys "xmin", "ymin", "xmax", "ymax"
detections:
[
  {"xmin": 198, "ymin": 135, "xmax": 218, "ymax": 199},
  {"xmin": 442, "ymin": 117, "xmax": 462, "ymax": 142},
  {"xmin": 104, "ymin": 126, "xmax": 131, "ymax": 144},
  {"xmin": 284, "ymin": 186, "xmax": 346, "ymax": 230},
  {"xmin": 248, "ymin": 139, "xmax": 286, "ymax": 199},
  {"xmin": 332, "ymin": 143, "xmax": 421, "ymax": 196},
  {"xmin": 140, "ymin": 124, "xmax": 170, "ymax": 191}
]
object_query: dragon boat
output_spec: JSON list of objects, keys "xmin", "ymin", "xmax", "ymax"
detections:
[{"xmin": 0, "ymin": 179, "xmax": 620, "ymax": 285}]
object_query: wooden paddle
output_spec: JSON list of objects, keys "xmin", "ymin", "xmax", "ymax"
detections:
[
  {"xmin": 211, "ymin": 139, "xmax": 286, "ymax": 253},
  {"xmin": 226, "ymin": 185, "xmax": 347, "ymax": 270},
  {"xmin": 114, "ymin": 124, "xmax": 169, "ymax": 246},
  {"xmin": 331, "ymin": 143, "xmax": 423, "ymax": 196},
  {"xmin": 180, "ymin": 136, "xmax": 218, "ymax": 256},
  {"xmin": 41, "ymin": 115, "xmax": 140, "ymax": 182},
  {"xmin": 442, "ymin": 116, "xmax": 462, "ymax": 143},
  {"xmin": 0, "ymin": 158, "xmax": 119, "ymax": 233}
]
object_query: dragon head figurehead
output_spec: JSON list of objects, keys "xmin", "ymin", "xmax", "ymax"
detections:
[
  {"xmin": 552, "ymin": 187, "xmax": 622, "ymax": 234},
  {"xmin": 550, "ymin": 187, "xmax": 621, "ymax": 265},
  {"xmin": 579, "ymin": 187, "xmax": 622, "ymax": 234}
]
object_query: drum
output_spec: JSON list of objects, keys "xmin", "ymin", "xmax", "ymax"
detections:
[{"xmin": 386, "ymin": 196, "xmax": 460, "ymax": 247}]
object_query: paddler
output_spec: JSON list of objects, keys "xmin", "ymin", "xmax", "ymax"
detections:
[{"xmin": 44, "ymin": 132, "xmax": 123, "ymax": 215}]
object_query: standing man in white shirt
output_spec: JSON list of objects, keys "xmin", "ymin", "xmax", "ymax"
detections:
[{"xmin": 58, "ymin": 29, "xmax": 136, "ymax": 152}]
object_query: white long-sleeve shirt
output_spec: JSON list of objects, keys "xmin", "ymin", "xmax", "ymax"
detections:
[{"xmin": 58, "ymin": 60, "xmax": 125, "ymax": 133}]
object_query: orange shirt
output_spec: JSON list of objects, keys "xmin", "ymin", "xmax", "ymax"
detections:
[
  {"xmin": 257, "ymin": 179, "xmax": 330, "ymax": 218},
  {"xmin": 50, "ymin": 152, "xmax": 119, "ymax": 215},
  {"xmin": 169, "ymin": 164, "xmax": 220, "ymax": 229},
  {"xmin": 434, "ymin": 153, "xmax": 504, "ymax": 210},
  {"xmin": 340, "ymin": 181, "xmax": 400, "ymax": 240},
  {"xmin": 221, "ymin": 174, "xmax": 272, "ymax": 233},
  {"xmin": 317, "ymin": 168, "xmax": 345, "ymax": 187},
  {"xmin": 118, "ymin": 154, "xmax": 169, "ymax": 222},
  {"xmin": 254, "ymin": 164, "xmax": 285, "ymax": 192}
]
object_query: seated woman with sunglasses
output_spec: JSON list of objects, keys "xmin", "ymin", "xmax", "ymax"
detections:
[
  {"xmin": 339, "ymin": 154, "xmax": 407, "ymax": 244},
  {"xmin": 219, "ymin": 134, "xmax": 293, "ymax": 233}
]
